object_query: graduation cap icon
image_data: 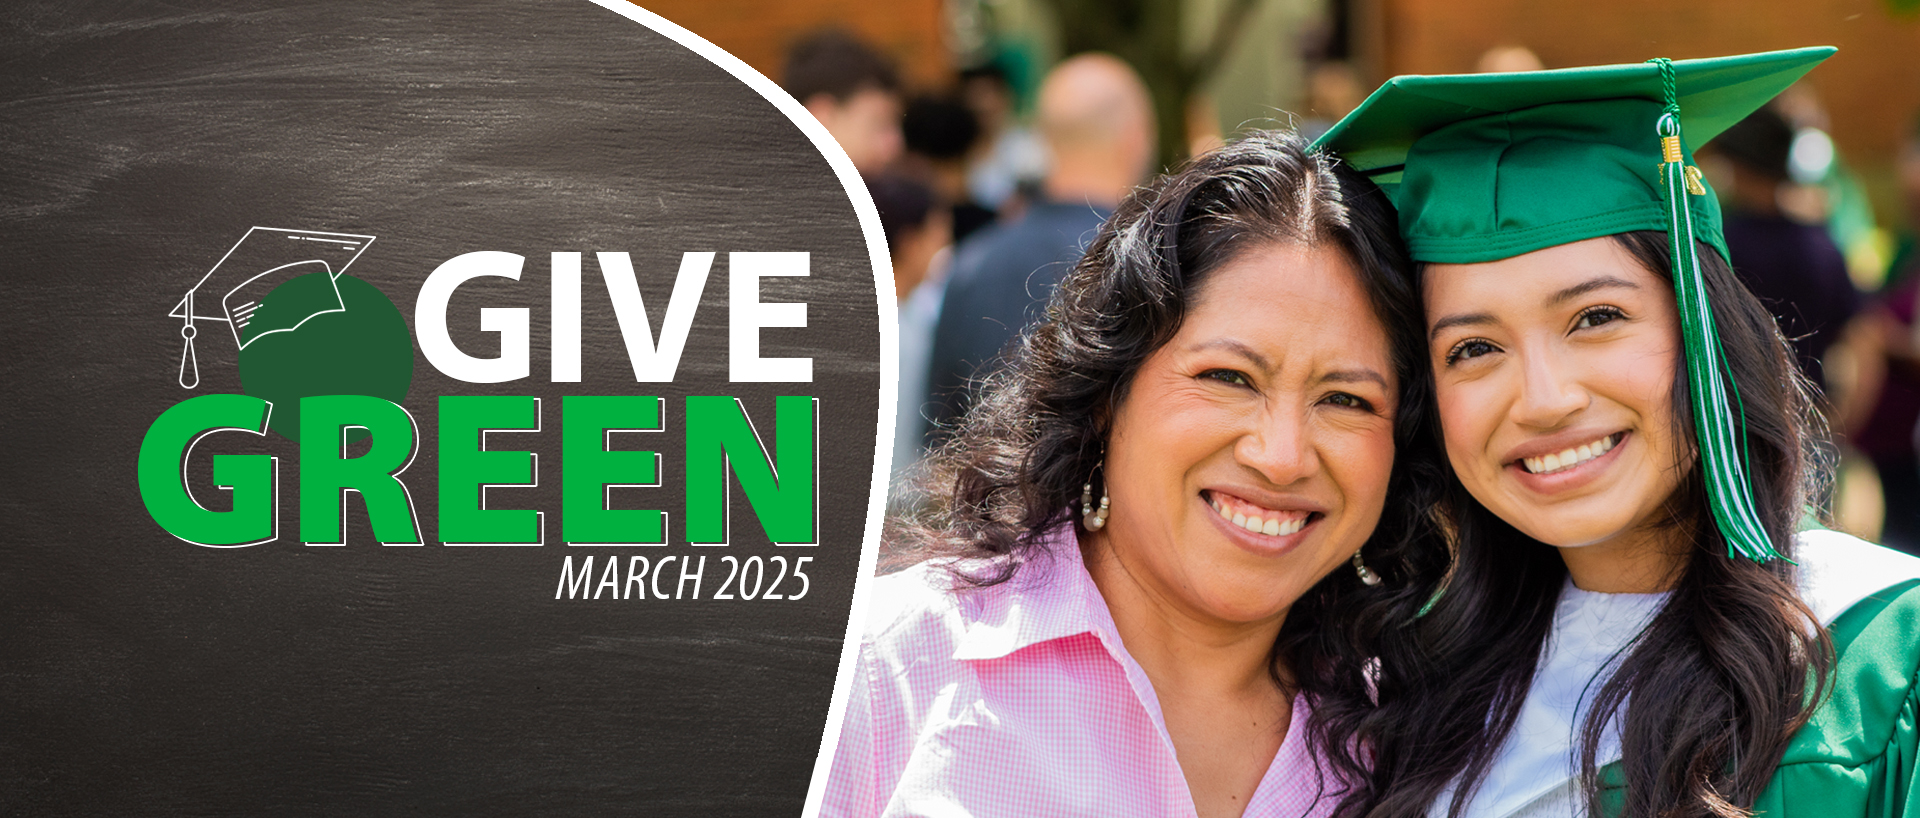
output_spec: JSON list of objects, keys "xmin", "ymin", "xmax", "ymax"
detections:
[{"xmin": 172, "ymin": 227, "xmax": 376, "ymax": 388}]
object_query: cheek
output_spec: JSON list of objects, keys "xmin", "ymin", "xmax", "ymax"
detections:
[
  {"xmin": 1106, "ymin": 381, "xmax": 1221, "ymax": 494},
  {"xmin": 1434, "ymin": 379, "xmax": 1499, "ymax": 477},
  {"xmin": 1325, "ymin": 422, "xmax": 1397, "ymax": 516},
  {"xmin": 1619, "ymin": 345, "xmax": 1678, "ymax": 413},
  {"xmin": 1608, "ymin": 336, "xmax": 1685, "ymax": 459}
]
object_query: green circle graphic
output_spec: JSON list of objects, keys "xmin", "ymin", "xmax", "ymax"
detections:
[{"xmin": 237, "ymin": 272, "xmax": 414, "ymax": 442}]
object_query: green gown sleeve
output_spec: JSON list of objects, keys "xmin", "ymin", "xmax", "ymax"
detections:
[
  {"xmin": 1595, "ymin": 579, "xmax": 1920, "ymax": 817},
  {"xmin": 1751, "ymin": 578, "xmax": 1920, "ymax": 817}
]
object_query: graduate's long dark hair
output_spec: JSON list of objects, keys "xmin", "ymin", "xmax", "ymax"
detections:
[{"xmin": 1317, "ymin": 232, "xmax": 1835, "ymax": 818}]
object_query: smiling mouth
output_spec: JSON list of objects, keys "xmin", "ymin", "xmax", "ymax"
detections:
[
  {"xmin": 1518, "ymin": 432, "xmax": 1624, "ymax": 475},
  {"xmin": 1204, "ymin": 490, "xmax": 1315, "ymax": 536}
]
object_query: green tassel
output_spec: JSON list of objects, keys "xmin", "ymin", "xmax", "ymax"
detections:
[{"xmin": 1649, "ymin": 58, "xmax": 1783, "ymax": 563}]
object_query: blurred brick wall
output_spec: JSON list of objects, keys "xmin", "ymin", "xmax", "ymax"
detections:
[
  {"xmin": 635, "ymin": 0, "xmax": 953, "ymax": 92},
  {"xmin": 1362, "ymin": 0, "xmax": 1920, "ymax": 220}
]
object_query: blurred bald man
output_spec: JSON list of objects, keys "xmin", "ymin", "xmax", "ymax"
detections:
[{"xmin": 918, "ymin": 54, "xmax": 1156, "ymax": 444}]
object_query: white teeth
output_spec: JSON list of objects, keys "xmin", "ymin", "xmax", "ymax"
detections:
[
  {"xmin": 1209, "ymin": 492, "xmax": 1306, "ymax": 536},
  {"xmin": 1523, "ymin": 434, "xmax": 1619, "ymax": 475}
]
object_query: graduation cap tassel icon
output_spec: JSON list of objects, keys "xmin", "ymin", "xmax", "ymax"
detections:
[
  {"xmin": 170, "ymin": 227, "xmax": 377, "ymax": 389},
  {"xmin": 179, "ymin": 290, "xmax": 200, "ymax": 388}
]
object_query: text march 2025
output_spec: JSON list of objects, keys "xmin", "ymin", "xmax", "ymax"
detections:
[{"xmin": 137, "ymin": 250, "xmax": 833, "ymax": 599}]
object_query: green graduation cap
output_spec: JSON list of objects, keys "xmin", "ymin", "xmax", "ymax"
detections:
[{"xmin": 1311, "ymin": 47, "xmax": 1836, "ymax": 562}]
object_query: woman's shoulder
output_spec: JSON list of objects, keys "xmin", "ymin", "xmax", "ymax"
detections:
[
  {"xmin": 1775, "ymin": 530, "xmax": 1920, "ymax": 772},
  {"xmin": 861, "ymin": 561, "xmax": 970, "ymax": 645},
  {"xmin": 1792, "ymin": 528, "xmax": 1920, "ymax": 625},
  {"xmin": 857, "ymin": 551, "xmax": 1086, "ymax": 674}
]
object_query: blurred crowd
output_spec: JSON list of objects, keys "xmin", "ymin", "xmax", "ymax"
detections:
[{"xmin": 782, "ymin": 31, "xmax": 1920, "ymax": 552}]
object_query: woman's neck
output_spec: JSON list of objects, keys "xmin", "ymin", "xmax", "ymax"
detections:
[
  {"xmin": 1079, "ymin": 536, "xmax": 1289, "ymax": 698},
  {"xmin": 1556, "ymin": 518, "xmax": 1690, "ymax": 594}
]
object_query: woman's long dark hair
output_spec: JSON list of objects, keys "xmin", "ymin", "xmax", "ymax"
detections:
[
  {"xmin": 893, "ymin": 131, "xmax": 1443, "ymax": 801},
  {"xmin": 1318, "ymin": 232, "xmax": 1835, "ymax": 818}
]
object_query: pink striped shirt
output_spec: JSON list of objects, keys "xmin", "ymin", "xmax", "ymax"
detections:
[{"xmin": 821, "ymin": 524, "xmax": 1345, "ymax": 817}]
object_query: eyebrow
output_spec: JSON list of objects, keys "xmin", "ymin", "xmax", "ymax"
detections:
[
  {"xmin": 1548, "ymin": 275, "xmax": 1643, "ymax": 306},
  {"xmin": 1189, "ymin": 338, "xmax": 1271, "ymax": 373},
  {"xmin": 1427, "ymin": 275, "xmax": 1646, "ymax": 341},
  {"xmin": 1320, "ymin": 368, "xmax": 1391, "ymax": 390},
  {"xmin": 1428, "ymin": 311, "xmax": 1495, "ymax": 342},
  {"xmin": 1189, "ymin": 339, "xmax": 1389, "ymax": 389}
]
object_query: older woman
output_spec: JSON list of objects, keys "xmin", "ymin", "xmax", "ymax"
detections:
[{"xmin": 820, "ymin": 132, "xmax": 1432, "ymax": 817}]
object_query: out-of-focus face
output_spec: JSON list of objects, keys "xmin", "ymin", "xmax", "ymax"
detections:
[
  {"xmin": 1095, "ymin": 242, "xmax": 1397, "ymax": 628},
  {"xmin": 806, "ymin": 87, "xmax": 903, "ymax": 174},
  {"xmin": 1424, "ymin": 237, "xmax": 1688, "ymax": 554}
]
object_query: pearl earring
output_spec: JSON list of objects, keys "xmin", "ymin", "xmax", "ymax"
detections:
[
  {"xmin": 1352, "ymin": 549, "xmax": 1382, "ymax": 586},
  {"xmin": 1081, "ymin": 465, "xmax": 1110, "ymax": 531}
]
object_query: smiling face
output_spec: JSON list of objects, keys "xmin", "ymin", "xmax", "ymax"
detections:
[
  {"xmin": 1424, "ymin": 237, "xmax": 1691, "ymax": 564},
  {"xmin": 1093, "ymin": 241, "xmax": 1398, "ymax": 628}
]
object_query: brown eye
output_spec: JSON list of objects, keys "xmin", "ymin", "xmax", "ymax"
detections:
[
  {"xmin": 1575, "ymin": 307, "xmax": 1625, "ymax": 330},
  {"xmin": 1322, "ymin": 392, "xmax": 1374, "ymax": 411},
  {"xmin": 1445, "ymin": 339, "xmax": 1498, "ymax": 366},
  {"xmin": 1201, "ymin": 369, "xmax": 1251, "ymax": 387}
]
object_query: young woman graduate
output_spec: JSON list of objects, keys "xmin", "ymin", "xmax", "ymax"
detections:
[{"xmin": 1310, "ymin": 49, "xmax": 1920, "ymax": 818}]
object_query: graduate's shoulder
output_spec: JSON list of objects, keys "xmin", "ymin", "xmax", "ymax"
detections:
[
  {"xmin": 1793, "ymin": 528, "xmax": 1920, "ymax": 626},
  {"xmin": 1778, "ymin": 530, "xmax": 1920, "ymax": 769}
]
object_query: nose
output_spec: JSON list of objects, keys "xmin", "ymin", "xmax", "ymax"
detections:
[
  {"xmin": 1235, "ymin": 403, "xmax": 1319, "ymax": 487},
  {"xmin": 1511, "ymin": 344, "xmax": 1589, "ymax": 429}
]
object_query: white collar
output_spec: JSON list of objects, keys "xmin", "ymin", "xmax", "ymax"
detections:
[{"xmin": 1792, "ymin": 528, "xmax": 1920, "ymax": 626}]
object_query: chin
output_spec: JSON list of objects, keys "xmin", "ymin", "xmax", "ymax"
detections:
[
  {"xmin": 1508, "ymin": 514, "xmax": 1635, "ymax": 549},
  {"xmin": 1197, "ymin": 587, "xmax": 1300, "ymax": 624}
]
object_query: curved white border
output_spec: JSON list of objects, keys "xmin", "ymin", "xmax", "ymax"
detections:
[{"xmin": 583, "ymin": 3, "xmax": 897, "ymax": 815}]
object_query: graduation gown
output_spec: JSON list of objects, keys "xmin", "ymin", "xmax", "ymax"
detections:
[{"xmin": 1728, "ymin": 530, "xmax": 1920, "ymax": 817}]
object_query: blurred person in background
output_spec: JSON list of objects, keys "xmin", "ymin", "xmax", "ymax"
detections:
[
  {"xmin": 922, "ymin": 53, "xmax": 1157, "ymax": 445},
  {"xmin": 901, "ymin": 94, "xmax": 997, "ymax": 244},
  {"xmin": 1475, "ymin": 44, "xmax": 1546, "ymax": 74},
  {"xmin": 961, "ymin": 62, "xmax": 1048, "ymax": 211},
  {"xmin": 1297, "ymin": 61, "xmax": 1363, "ymax": 142},
  {"xmin": 1845, "ymin": 113, "xmax": 1920, "ymax": 553},
  {"xmin": 1773, "ymin": 83, "xmax": 1886, "ymax": 284},
  {"xmin": 1710, "ymin": 104, "xmax": 1859, "ymax": 392},
  {"xmin": 868, "ymin": 173, "xmax": 952, "ymax": 492},
  {"xmin": 783, "ymin": 29, "xmax": 904, "ymax": 175}
]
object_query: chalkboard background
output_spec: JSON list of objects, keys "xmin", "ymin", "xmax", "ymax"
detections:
[{"xmin": 0, "ymin": 2, "xmax": 882, "ymax": 814}]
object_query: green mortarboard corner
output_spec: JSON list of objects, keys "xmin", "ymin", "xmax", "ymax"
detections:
[{"xmin": 1312, "ymin": 47, "xmax": 1837, "ymax": 562}]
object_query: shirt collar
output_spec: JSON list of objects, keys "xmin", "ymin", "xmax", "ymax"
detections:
[
  {"xmin": 951, "ymin": 522, "xmax": 1113, "ymax": 661},
  {"xmin": 1794, "ymin": 528, "xmax": 1920, "ymax": 625}
]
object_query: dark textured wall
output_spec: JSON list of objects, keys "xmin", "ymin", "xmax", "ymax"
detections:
[{"xmin": 0, "ymin": 2, "xmax": 879, "ymax": 815}]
